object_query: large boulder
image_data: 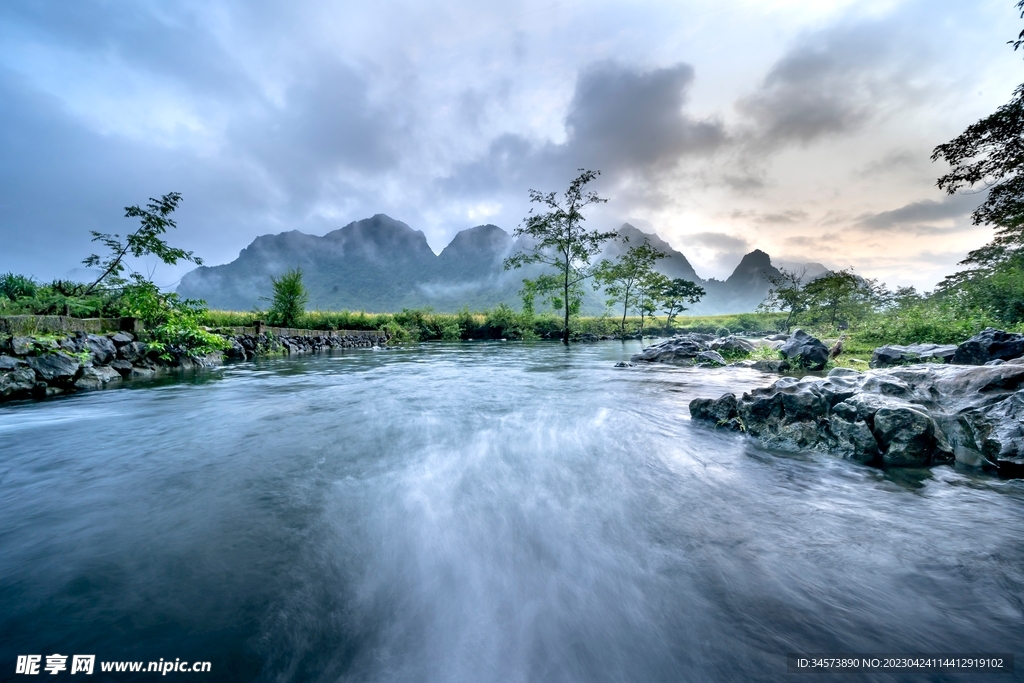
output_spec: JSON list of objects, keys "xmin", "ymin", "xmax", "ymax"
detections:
[
  {"xmin": 952, "ymin": 328, "xmax": 1024, "ymax": 365},
  {"xmin": 85, "ymin": 334, "xmax": 117, "ymax": 365},
  {"xmin": 110, "ymin": 332, "xmax": 135, "ymax": 346},
  {"xmin": 631, "ymin": 334, "xmax": 710, "ymax": 364},
  {"xmin": 710, "ymin": 335, "xmax": 757, "ymax": 354},
  {"xmin": 778, "ymin": 329, "xmax": 829, "ymax": 371},
  {"xmin": 0, "ymin": 355, "xmax": 26, "ymax": 371},
  {"xmin": 118, "ymin": 341, "xmax": 148, "ymax": 362},
  {"xmin": 26, "ymin": 352, "xmax": 81, "ymax": 383},
  {"xmin": 11, "ymin": 336, "xmax": 33, "ymax": 356},
  {"xmin": 689, "ymin": 362, "xmax": 1024, "ymax": 474},
  {"xmin": 870, "ymin": 343, "xmax": 957, "ymax": 368},
  {"xmin": 74, "ymin": 365, "xmax": 122, "ymax": 390},
  {"xmin": 0, "ymin": 367, "xmax": 37, "ymax": 400}
]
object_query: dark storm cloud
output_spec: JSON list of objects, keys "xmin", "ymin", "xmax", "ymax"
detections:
[
  {"xmin": 737, "ymin": 15, "xmax": 927, "ymax": 148},
  {"xmin": 856, "ymin": 192, "xmax": 982, "ymax": 231},
  {"xmin": 229, "ymin": 60, "xmax": 405, "ymax": 190},
  {"xmin": 440, "ymin": 61, "xmax": 727, "ymax": 200},
  {"xmin": 565, "ymin": 62, "xmax": 726, "ymax": 169}
]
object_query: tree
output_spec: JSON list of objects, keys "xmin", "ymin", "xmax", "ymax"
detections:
[
  {"xmin": 930, "ymin": 2, "xmax": 1024, "ymax": 322},
  {"xmin": 82, "ymin": 192, "xmax": 200, "ymax": 295},
  {"xmin": 266, "ymin": 267, "xmax": 308, "ymax": 328},
  {"xmin": 659, "ymin": 277, "xmax": 705, "ymax": 327},
  {"xmin": 594, "ymin": 239, "xmax": 666, "ymax": 338},
  {"xmin": 504, "ymin": 169, "xmax": 618, "ymax": 344},
  {"xmin": 758, "ymin": 267, "xmax": 808, "ymax": 332},
  {"xmin": 634, "ymin": 270, "xmax": 670, "ymax": 338},
  {"xmin": 802, "ymin": 269, "xmax": 883, "ymax": 329}
]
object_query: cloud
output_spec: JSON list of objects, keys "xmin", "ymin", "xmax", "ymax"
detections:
[
  {"xmin": 855, "ymin": 192, "xmax": 982, "ymax": 231},
  {"xmin": 687, "ymin": 231, "xmax": 750, "ymax": 252},
  {"xmin": 731, "ymin": 209, "xmax": 808, "ymax": 225},
  {"xmin": 736, "ymin": 12, "xmax": 931, "ymax": 149},
  {"xmin": 439, "ymin": 61, "xmax": 728, "ymax": 203},
  {"xmin": 565, "ymin": 62, "xmax": 727, "ymax": 170}
]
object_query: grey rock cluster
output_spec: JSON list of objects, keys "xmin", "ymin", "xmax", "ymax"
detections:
[
  {"xmin": 870, "ymin": 343, "xmax": 957, "ymax": 368},
  {"xmin": 951, "ymin": 327, "xmax": 1024, "ymax": 365},
  {"xmin": 629, "ymin": 333, "xmax": 729, "ymax": 367},
  {"xmin": 0, "ymin": 330, "xmax": 163, "ymax": 402},
  {"xmin": 1, "ymin": 328, "xmax": 388, "ymax": 403},
  {"xmin": 226, "ymin": 332, "xmax": 386, "ymax": 360},
  {"xmin": 690, "ymin": 362, "xmax": 1024, "ymax": 476}
]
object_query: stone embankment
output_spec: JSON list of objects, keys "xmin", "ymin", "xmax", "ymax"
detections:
[
  {"xmin": 689, "ymin": 328, "xmax": 1024, "ymax": 477},
  {"xmin": 0, "ymin": 321, "xmax": 387, "ymax": 404}
]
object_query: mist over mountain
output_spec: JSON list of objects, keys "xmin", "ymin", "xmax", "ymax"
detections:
[{"xmin": 177, "ymin": 215, "xmax": 822, "ymax": 315}]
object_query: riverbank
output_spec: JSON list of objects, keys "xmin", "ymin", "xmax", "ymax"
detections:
[{"xmin": 0, "ymin": 325, "xmax": 386, "ymax": 403}]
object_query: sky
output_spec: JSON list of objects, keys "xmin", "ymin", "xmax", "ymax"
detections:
[{"xmin": 0, "ymin": 0, "xmax": 1021, "ymax": 291}]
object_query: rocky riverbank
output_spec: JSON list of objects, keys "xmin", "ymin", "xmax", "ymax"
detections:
[
  {"xmin": 689, "ymin": 328, "xmax": 1024, "ymax": 477},
  {"xmin": 0, "ymin": 329, "xmax": 386, "ymax": 403}
]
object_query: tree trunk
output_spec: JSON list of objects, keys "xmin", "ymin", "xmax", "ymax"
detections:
[{"xmin": 562, "ymin": 275, "xmax": 570, "ymax": 346}]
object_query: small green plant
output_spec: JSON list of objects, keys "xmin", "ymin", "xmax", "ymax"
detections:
[{"xmin": 265, "ymin": 268, "xmax": 308, "ymax": 328}]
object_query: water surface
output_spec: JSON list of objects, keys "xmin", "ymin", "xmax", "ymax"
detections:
[{"xmin": 1, "ymin": 342, "xmax": 1022, "ymax": 682}]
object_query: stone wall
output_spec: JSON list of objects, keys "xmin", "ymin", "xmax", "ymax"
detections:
[{"xmin": 0, "ymin": 315, "xmax": 130, "ymax": 335}]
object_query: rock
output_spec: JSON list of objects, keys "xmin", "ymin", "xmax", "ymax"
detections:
[
  {"xmin": 129, "ymin": 366, "xmax": 157, "ymax": 379},
  {"xmin": 870, "ymin": 343, "xmax": 957, "ymax": 368},
  {"xmin": 766, "ymin": 333, "xmax": 790, "ymax": 341},
  {"xmin": 952, "ymin": 328, "xmax": 1024, "ymax": 365},
  {"xmin": 74, "ymin": 365, "xmax": 122, "ymax": 390},
  {"xmin": 225, "ymin": 339, "xmax": 247, "ymax": 360},
  {"xmin": 0, "ymin": 367, "xmax": 37, "ymax": 399},
  {"xmin": 613, "ymin": 361, "xmax": 634, "ymax": 368},
  {"xmin": 26, "ymin": 353, "xmax": 81, "ymax": 383},
  {"xmin": 118, "ymin": 341, "xmax": 148, "ymax": 362},
  {"xmin": 752, "ymin": 359, "xmax": 791, "ymax": 373},
  {"xmin": 11, "ymin": 336, "xmax": 33, "ymax": 356},
  {"xmin": 690, "ymin": 362, "xmax": 1024, "ymax": 473},
  {"xmin": 109, "ymin": 360, "xmax": 134, "ymax": 376},
  {"xmin": 0, "ymin": 355, "xmax": 27, "ymax": 371},
  {"xmin": 778, "ymin": 329, "xmax": 830, "ymax": 371},
  {"xmin": 110, "ymin": 332, "xmax": 135, "ymax": 346},
  {"xmin": 710, "ymin": 335, "xmax": 757, "ymax": 354},
  {"xmin": 85, "ymin": 334, "xmax": 117, "ymax": 365},
  {"xmin": 873, "ymin": 406, "xmax": 949, "ymax": 466},
  {"xmin": 631, "ymin": 334, "xmax": 710, "ymax": 364},
  {"xmin": 695, "ymin": 350, "xmax": 727, "ymax": 367}
]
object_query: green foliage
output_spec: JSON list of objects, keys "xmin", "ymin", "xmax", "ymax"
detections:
[
  {"xmin": 116, "ymin": 275, "xmax": 228, "ymax": 360},
  {"xmin": 594, "ymin": 239, "xmax": 667, "ymax": 337},
  {"xmin": 0, "ymin": 272, "xmax": 38, "ymax": 301},
  {"xmin": 504, "ymin": 169, "xmax": 618, "ymax": 344},
  {"xmin": 658, "ymin": 278, "xmax": 705, "ymax": 325},
  {"xmin": 82, "ymin": 192, "xmax": 201, "ymax": 295},
  {"xmin": 265, "ymin": 268, "xmax": 309, "ymax": 328},
  {"xmin": 758, "ymin": 267, "xmax": 808, "ymax": 332}
]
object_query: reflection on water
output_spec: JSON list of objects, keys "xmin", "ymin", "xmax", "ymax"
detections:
[{"xmin": 1, "ymin": 341, "xmax": 1022, "ymax": 682}]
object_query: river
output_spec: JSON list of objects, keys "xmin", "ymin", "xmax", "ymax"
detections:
[{"xmin": 1, "ymin": 341, "xmax": 1022, "ymax": 682}]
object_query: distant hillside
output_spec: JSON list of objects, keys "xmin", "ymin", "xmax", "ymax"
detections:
[{"xmin": 177, "ymin": 214, "xmax": 819, "ymax": 315}]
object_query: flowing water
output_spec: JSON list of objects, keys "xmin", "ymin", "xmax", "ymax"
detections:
[{"xmin": 1, "ymin": 342, "xmax": 1022, "ymax": 682}]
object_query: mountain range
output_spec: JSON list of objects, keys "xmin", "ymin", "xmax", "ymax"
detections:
[{"xmin": 176, "ymin": 214, "xmax": 827, "ymax": 315}]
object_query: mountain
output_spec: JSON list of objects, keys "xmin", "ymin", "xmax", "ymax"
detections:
[
  {"xmin": 696, "ymin": 249, "xmax": 782, "ymax": 314},
  {"xmin": 177, "ymin": 214, "xmax": 817, "ymax": 315},
  {"xmin": 606, "ymin": 223, "xmax": 702, "ymax": 284}
]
